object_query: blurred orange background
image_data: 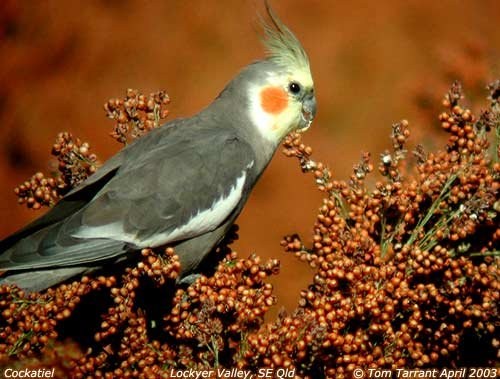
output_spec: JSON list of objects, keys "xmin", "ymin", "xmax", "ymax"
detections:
[{"xmin": 0, "ymin": 0, "xmax": 498, "ymax": 317}]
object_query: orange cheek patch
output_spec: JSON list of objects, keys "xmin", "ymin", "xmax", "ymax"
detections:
[{"xmin": 260, "ymin": 86, "xmax": 288, "ymax": 115}]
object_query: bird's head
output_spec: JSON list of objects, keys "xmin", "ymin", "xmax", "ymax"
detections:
[{"xmin": 246, "ymin": 1, "xmax": 316, "ymax": 144}]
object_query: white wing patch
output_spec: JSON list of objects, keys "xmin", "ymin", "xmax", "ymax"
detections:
[
  {"xmin": 72, "ymin": 168, "xmax": 250, "ymax": 247},
  {"xmin": 139, "ymin": 170, "xmax": 248, "ymax": 247}
]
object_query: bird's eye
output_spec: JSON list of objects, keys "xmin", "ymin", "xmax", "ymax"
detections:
[{"xmin": 289, "ymin": 82, "xmax": 301, "ymax": 94}]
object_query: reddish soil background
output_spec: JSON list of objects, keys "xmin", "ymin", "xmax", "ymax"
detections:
[{"xmin": 0, "ymin": 0, "xmax": 499, "ymax": 318}]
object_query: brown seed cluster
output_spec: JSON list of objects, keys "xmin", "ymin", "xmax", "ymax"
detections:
[
  {"xmin": 52, "ymin": 132, "xmax": 99, "ymax": 190},
  {"xmin": 105, "ymin": 89, "xmax": 170, "ymax": 144},
  {"xmin": 14, "ymin": 132, "xmax": 98, "ymax": 209},
  {"xmin": 70, "ymin": 248, "xmax": 181, "ymax": 378},
  {"xmin": 0, "ymin": 247, "xmax": 182, "ymax": 378},
  {"xmin": 165, "ymin": 252, "xmax": 279, "ymax": 369},
  {"xmin": 0, "ymin": 274, "xmax": 115, "ymax": 359},
  {"xmin": 270, "ymin": 82, "xmax": 499, "ymax": 377},
  {"xmin": 0, "ymin": 237, "xmax": 281, "ymax": 377},
  {"xmin": 1, "ymin": 83, "xmax": 499, "ymax": 377},
  {"xmin": 14, "ymin": 171, "xmax": 63, "ymax": 209}
]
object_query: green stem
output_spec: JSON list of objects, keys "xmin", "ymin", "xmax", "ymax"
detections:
[{"xmin": 405, "ymin": 172, "xmax": 459, "ymax": 247}]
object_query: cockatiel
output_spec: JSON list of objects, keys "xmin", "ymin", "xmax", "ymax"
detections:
[{"xmin": 0, "ymin": 2, "xmax": 316, "ymax": 292}]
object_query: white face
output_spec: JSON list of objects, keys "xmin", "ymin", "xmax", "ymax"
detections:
[{"xmin": 248, "ymin": 66, "xmax": 315, "ymax": 144}]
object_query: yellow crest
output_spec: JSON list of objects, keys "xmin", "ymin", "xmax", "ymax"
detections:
[{"xmin": 261, "ymin": 0, "xmax": 311, "ymax": 72}]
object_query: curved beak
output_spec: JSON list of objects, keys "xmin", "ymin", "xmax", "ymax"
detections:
[{"xmin": 299, "ymin": 93, "xmax": 317, "ymax": 132}]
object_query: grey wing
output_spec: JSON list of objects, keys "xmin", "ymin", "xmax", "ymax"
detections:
[
  {"xmin": 0, "ymin": 151, "xmax": 124, "ymax": 268},
  {"xmin": 72, "ymin": 133, "xmax": 256, "ymax": 246},
  {"xmin": 0, "ymin": 118, "xmax": 187, "ymax": 258},
  {"xmin": 1, "ymin": 130, "xmax": 255, "ymax": 271}
]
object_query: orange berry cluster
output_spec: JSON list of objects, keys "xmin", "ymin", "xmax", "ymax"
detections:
[
  {"xmin": 14, "ymin": 171, "xmax": 63, "ymax": 209},
  {"xmin": 71, "ymin": 248, "xmax": 181, "ymax": 378},
  {"xmin": 52, "ymin": 132, "xmax": 98, "ymax": 190},
  {"xmin": 164, "ymin": 252, "xmax": 279, "ymax": 368},
  {"xmin": 0, "ymin": 240, "xmax": 281, "ymax": 377},
  {"xmin": 14, "ymin": 132, "xmax": 98, "ymax": 209},
  {"xmin": 0, "ymin": 247, "xmax": 182, "ymax": 378},
  {"xmin": 0, "ymin": 275, "xmax": 115, "ymax": 360},
  {"xmin": 105, "ymin": 89, "xmax": 170, "ymax": 144},
  {"xmin": 272, "ymin": 82, "xmax": 498, "ymax": 378}
]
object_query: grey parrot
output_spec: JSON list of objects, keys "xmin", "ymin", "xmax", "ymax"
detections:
[{"xmin": 0, "ymin": 3, "xmax": 316, "ymax": 292}]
